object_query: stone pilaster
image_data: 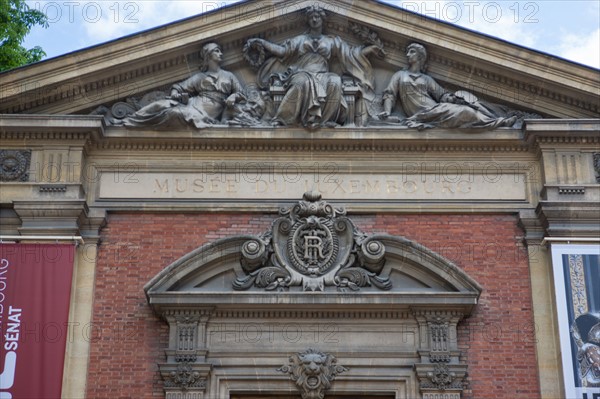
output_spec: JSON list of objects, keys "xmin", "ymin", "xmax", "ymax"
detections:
[
  {"xmin": 413, "ymin": 310, "xmax": 468, "ymax": 399},
  {"xmin": 160, "ymin": 309, "xmax": 214, "ymax": 399}
]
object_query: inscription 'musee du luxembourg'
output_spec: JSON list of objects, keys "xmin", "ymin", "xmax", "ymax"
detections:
[{"xmin": 99, "ymin": 172, "xmax": 527, "ymax": 201}]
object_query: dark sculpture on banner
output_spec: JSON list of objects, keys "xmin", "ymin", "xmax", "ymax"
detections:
[
  {"xmin": 233, "ymin": 191, "xmax": 392, "ymax": 292},
  {"xmin": 572, "ymin": 312, "xmax": 600, "ymax": 387}
]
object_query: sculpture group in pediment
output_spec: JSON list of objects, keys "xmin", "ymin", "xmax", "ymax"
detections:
[{"xmin": 96, "ymin": 4, "xmax": 537, "ymax": 131}]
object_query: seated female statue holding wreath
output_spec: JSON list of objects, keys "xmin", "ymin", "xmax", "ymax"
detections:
[{"xmin": 244, "ymin": 5, "xmax": 384, "ymax": 129}]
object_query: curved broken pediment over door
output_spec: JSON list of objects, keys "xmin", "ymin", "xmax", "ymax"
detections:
[{"xmin": 145, "ymin": 192, "xmax": 481, "ymax": 399}]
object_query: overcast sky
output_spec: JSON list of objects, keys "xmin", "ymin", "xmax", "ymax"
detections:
[{"xmin": 22, "ymin": 0, "xmax": 600, "ymax": 69}]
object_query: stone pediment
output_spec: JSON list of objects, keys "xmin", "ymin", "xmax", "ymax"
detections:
[
  {"xmin": 145, "ymin": 192, "xmax": 482, "ymax": 314},
  {"xmin": 1, "ymin": 0, "xmax": 598, "ymax": 123}
]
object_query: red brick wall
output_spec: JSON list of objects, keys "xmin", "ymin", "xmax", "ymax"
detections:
[
  {"xmin": 87, "ymin": 213, "xmax": 539, "ymax": 399},
  {"xmin": 360, "ymin": 214, "xmax": 540, "ymax": 399}
]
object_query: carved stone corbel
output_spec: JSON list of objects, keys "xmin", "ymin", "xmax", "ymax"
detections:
[
  {"xmin": 159, "ymin": 308, "xmax": 214, "ymax": 398},
  {"xmin": 278, "ymin": 348, "xmax": 348, "ymax": 399},
  {"xmin": 163, "ymin": 362, "xmax": 208, "ymax": 390},
  {"xmin": 412, "ymin": 310, "xmax": 469, "ymax": 398},
  {"xmin": 417, "ymin": 362, "xmax": 468, "ymax": 399}
]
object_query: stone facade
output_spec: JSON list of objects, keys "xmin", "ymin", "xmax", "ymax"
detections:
[{"xmin": 0, "ymin": 0, "xmax": 599, "ymax": 398}]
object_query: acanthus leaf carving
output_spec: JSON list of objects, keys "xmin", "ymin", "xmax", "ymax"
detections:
[
  {"xmin": 233, "ymin": 191, "xmax": 392, "ymax": 292},
  {"xmin": 163, "ymin": 363, "xmax": 206, "ymax": 390},
  {"xmin": 421, "ymin": 363, "xmax": 466, "ymax": 391}
]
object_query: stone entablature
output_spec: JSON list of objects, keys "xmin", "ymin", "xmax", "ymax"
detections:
[{"xmin": 1, "ymin": 116, "xmax": 599, "ymax": 237}]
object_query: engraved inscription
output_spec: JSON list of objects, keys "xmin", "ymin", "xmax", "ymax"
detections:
[{"xmin": 99, "ymin": 172, "xmax": 526, "ymax": 201}]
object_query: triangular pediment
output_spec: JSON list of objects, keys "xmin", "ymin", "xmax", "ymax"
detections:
[{"xmin": 1, "ymin": 0, "xmax": 598, "ymax": 120}]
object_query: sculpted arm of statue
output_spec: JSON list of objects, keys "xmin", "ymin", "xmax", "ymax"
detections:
[
  {"xmin": 247, "ymin": 38, "xmax": 286, "ymax": 58},
  {"xmin": 168, "ymin": 88, "xmax": 183, "ymax": 102},
  {"xmin": 169, "ymin": 74, "xmax": 201, "ymax": 104},
  {"xmin": 425, "ymin": 74, "xmax": 455, "ymax": 104},
  {"xmin": 225, "ymin": 75, "xmax": 246, "ymax": 108},
  {"xmin": 225, "ymin": 93, "xmax": 244, "ymax": 108},
  {"xmin": 361, "ymin": 44, "xmax": 385, "ymax": 59},
  {"xmin": 378, "ymin": 73, "xmax": 400, "ymax": 119},
  {"xmin": 379, "ymin": 96, "xmax": 394, "ymax": 119}
]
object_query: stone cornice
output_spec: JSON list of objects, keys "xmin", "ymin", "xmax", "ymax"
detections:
[
  {"xmin": 2, "ymin": 54, "xmax": 191, "ymax": 115},
  {"xmin": 524, "ymin": 119, "xmax": 600, "ymax": 149},
  {"xmin": 212, "ymin": 309, "xmax": 412, "ymax": 319},
  {"xmin": 148, "ymin": 292, "xmax": 479, "ymax": 316},
  {"xmin": 0, "ymin": 115, "xmax": 104, "ymax": 143},
  {"xmin": 2, "ymin": 116, "xmax": 598, "ymax": 155},
  {"xmin": 536, "ymin": 201, "xmax": 600, "ymax": 238},
  {"xmin": 0, "ymin": 0, "xmax": 597, "ymax": 118},
  {"xmin": 90, "ymin": 126, "xmax": 530, "ymax": 153},
  {"xmin": 92, "ymin": 141, "xmax": 530, "ymax": 154},
  {"xmin": 426, "ymin": 54, "xmax": 598, "ymax": 118}
]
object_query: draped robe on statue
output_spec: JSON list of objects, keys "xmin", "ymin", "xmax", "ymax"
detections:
[
  {"xmin": 123, "ymin": 70, "xmax": 243, "ymax": 129},
  {"xmin": 257, "ymin": 34, "xmax": 376, "ymax": 127},
  {"xmin": 383, "ymin": 70, "xmax": 512, "ymax": 129}
]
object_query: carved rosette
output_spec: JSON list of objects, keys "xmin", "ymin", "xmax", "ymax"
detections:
[
  {"xmin": 278, "ymin": 348, "xmax": 348, "ymax": 399},
  {"xmin": 0, "ymin": 150, "xmax": 31, "ymax": 182},
  {"xmin": 233, "ymin": 191, "xmax": 392, "ymax": 292}
]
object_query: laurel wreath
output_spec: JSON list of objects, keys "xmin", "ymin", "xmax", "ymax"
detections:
[
  {"xmin": 349, "ymin": 22, "xmax": 385, "ymax": 57},
  {"xmin": 243, "ymin": 41, "xmax": 266, "ymax": 68}
]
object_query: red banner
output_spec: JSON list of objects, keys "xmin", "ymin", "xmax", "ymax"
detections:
[{"xmin": 0, "ymin": 244, "xmax": 75, "ymax": 399}]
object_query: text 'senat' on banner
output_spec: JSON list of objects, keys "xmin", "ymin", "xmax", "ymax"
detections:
[{"xmin": 1, "ymin": 244, "xmax": 75, "ymax": 399}]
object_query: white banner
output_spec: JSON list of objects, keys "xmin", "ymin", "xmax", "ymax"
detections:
[{"xmin": 551, "ymin": 244, "xmax": 600, "ymax": 399}]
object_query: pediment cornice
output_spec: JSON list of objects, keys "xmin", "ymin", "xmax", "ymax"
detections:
[{"xmin": 1, "ymin": 0, "xmax": 598, "ymax": 118}]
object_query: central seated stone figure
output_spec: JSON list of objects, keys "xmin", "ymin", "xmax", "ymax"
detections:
[{"xmin": 244, "ymin": 5, "xmax": 383, "ymax": 129}]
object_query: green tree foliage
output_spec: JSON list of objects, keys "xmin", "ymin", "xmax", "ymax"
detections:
[{"xmin": 0, "ymin": 0, "xmax": 48, "ymax": 72}]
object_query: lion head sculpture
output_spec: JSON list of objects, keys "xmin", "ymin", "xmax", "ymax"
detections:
[{"xmin": 278, "ymin": 348, "xmax": 348, "ymax": 399}]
